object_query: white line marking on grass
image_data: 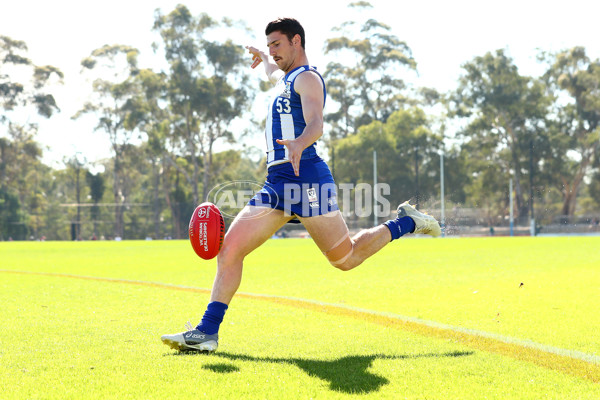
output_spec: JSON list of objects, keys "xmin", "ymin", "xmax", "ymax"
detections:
[
  {"xmin": 256, "ymin": 293, "xmax": 600, "ymax": 365},
  {"xmin": 3, "ymin": 269, "xmax": 599, "ymax": 368}
]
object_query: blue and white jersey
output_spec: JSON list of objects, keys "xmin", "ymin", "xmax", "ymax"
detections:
[{"xmin": 265, "ymin": 65, "xmax": 326, "ymax": 168}]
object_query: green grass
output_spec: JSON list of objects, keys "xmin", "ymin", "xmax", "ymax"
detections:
[{"xmin": 1, "ymin": 237, "xmax": 599, "ymax": 399}]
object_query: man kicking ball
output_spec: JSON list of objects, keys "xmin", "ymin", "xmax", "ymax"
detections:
[{"xmin": 161, "ymin": 17, "xmax": 440, "ymax": 353}]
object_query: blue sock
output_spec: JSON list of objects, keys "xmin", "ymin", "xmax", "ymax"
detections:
[
  {"xmin": 384, "ymin": 216, "xmax": 415, "ymax": 241},
  {"xmin": 196, "ymin": 301, "xmax": 228, "ymax": 335}
]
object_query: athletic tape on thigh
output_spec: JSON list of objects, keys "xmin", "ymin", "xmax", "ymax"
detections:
[
  {"xmin": 324, "ymin": 234, "xmax": 354, "ymax": 265},
  {"xmin": 324, "ymin": 233, "xmax": 350, "ymax": 254},
  {"xmin": 330, "ymin": 247, "xmax": 354, "ymax": 266}
]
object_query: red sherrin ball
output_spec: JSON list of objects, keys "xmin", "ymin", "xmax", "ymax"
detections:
[{"xmin": 188, "ymin": 202, "xmax": 225, "ymax": 260}]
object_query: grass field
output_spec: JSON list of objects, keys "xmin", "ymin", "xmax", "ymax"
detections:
[{"xmin": 1, "ymin": 237, "xmax": 599, "ymax": 399}]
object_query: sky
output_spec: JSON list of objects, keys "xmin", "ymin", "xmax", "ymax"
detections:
[{"xmin": 2, "ymin": 0, "xmax": 599, "ymax": 168}]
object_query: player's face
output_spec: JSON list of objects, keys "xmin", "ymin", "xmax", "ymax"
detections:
[{"xmin": 267, "ymin": 31, "xmax": 297, "ymax": 73}]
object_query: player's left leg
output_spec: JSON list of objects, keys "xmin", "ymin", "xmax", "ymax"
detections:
[
  {"xmin": 300, "ymin": 202, "xmax": 440, "ymax": 271},
  {"xmin": 299, "ymin": 210, "xmax": 392, "ymax": 271}
]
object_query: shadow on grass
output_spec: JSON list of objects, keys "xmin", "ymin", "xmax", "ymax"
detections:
[
  {"xmin": 201, "ymin": 362, "xmax": 240, "ymax": 374},
  {"xmin": 169, "ymin": 350, "xmax": 473, "ymax": 394}
]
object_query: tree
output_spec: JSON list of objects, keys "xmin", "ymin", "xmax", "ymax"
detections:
[
  {"xmin": 333, "ymin": 107, "xmax": 441, "ymax": 222},
  {"xmin": 541, "ymin": 47, "xmax": 600, "ymax": 217},
  {"xmin": 118, "ymin": 143, "xmax": 152, "ymax": 239},
  {"xmin": 153, "ymin": 5, "xmax": 254, "ymax": 205},
  {"xmin": 0, "ymin": 123, "xmax": 52, "ymax": 238},
  {"xmin": 589, "ymin": 166, "xmax": 600, "ymax": 211},
  {"xmin": 0, "ymin": 36, "xmax": 63, "ymax": 240},
  {"xmin": 449, "ymin": 49, "xmax": 551, "ymax": 223},
  {"xmin": 0, "ymin": 35, "xmax": 63, "ymax": 122},
  {"xmin": 74, "ymin": 44, "xmax": 142, "ymax": 238},
  {"xmin": 439, "ymin": 145, "xmax": 469, "ymax": 207},
  {"xmin": 0, "ymin": 185, "xmax": 26, "ymax": 240},
  {"xmin": 86, "ymin": 171, "xmax": 105, "ymax": 238},
  {"xmin": 119, "ymin": 64, "xmax": 172, "ymax": 238},
  {"xmin": 324, "ymin": 2, "xmax": 416, "ymax": 139},
  {"xmin": 460, "ymin": 139, "xmax": 511, "ymax": 226},
  {"xmin": 65, "ymin": 154, "xmax": 87, "ymax": 240},
  {"xmin": 389, "ymin": 108, "xmax": 443, "ymax": 208}
]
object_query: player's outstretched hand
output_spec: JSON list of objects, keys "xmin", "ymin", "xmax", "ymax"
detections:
[{"xmin": 245, "ymin": 46, "xmax": 263, "ymax": 69}]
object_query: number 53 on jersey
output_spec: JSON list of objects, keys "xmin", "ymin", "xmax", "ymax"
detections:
[{"xmin": 276, "ymin": 97, "xmax": 291, "ymax": 113}]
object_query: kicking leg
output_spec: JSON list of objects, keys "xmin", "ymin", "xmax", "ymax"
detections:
[
  {"xmin": 211, "ymin": 205, "xmax": 293, "ymax": 305},
  {"xmin": 162, "ymin": 205, "xmax": 292, "ymax": 352}
]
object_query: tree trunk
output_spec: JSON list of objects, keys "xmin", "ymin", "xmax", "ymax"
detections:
[
  {"xmin": 560, "ymin": 154, "xmax": 592, "ymax": 217},
  {"xmin": 76, "ymin": 166, "xmax": 81, "ymax": 240},
  {"xmin": 113, "ymin": 148, "xmax": 124, "ymax": 239},
  {"xmin": 202, "ymin": 141, "xmax": 214, "ymax": 204},
  {"xmin": 162, "ymin": 157, "xmax": 176, "ymax": 239},
  {"xmin": 152, "ymin": 157, "xmax": 161, "ymax": 239},
  {"xmin": 510, "ymin": 149, "xmax": 528, "ymax": 223},
  {"xmin": 184, "ymin": 105, "xmax": 199, "ymax": 206},
  {"xmin": 193, "ymin": 152, "xmax": 199, "ymax": 206},
  {"xmin": 504, "ymin": 123, "xmax": 528, "ymax": 223}
]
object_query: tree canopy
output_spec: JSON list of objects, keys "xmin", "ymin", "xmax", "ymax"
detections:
[{"xmin": 1, "ymin": 5, "xmax": 599, "ymax": 240}]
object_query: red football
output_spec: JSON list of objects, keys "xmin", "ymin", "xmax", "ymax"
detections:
[{"xmin": 188, "ymin": 202, "xmax": 225, "ymax": 260}]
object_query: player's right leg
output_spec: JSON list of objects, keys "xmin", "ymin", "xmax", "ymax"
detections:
[
  {"xmin": 161, "ymin": 205, "xmax": 293, "ymax": 352},
  {"xmin": 210, "ymin": 205, "xmax": 294, "ymax": 305}
]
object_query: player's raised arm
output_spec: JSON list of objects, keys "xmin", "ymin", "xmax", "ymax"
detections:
[{"xmin": 245, "ymin": 45, "xmax": 283, "ymax": 84}]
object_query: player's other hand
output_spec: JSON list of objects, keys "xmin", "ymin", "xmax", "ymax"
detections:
[
  {"xmin": 276, "ymin": 138, "xmax": 302, "ymax": 176},
  {"xmin": 245, "ymin": 46, "xmax": 263, "ymax": 69}
]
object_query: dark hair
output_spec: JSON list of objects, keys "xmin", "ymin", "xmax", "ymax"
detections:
[{"xmin": 265, "ymin": 18, "xmax": 305, "ymax": 49}]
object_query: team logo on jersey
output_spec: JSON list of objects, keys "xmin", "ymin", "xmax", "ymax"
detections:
[
  {"xmin": 280, "ymin": 81, "xmax": 291, "ymax": 99},
  {"xmin": 306, "ymin": 188, "xmax": 318, "ymax": 203}
]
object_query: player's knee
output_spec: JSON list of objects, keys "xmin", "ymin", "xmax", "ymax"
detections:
[
  {"xmin": 332, "ymin": 257, "xmax": 357, "ymax": 271},
  {"xmin": 217, "ymin": 237, "xmax": 244, "ymax": 265},
  {"xmin": 324, "ymin": 237, "xmax": 357, "ymax": 271},
  {"xmin": 216, "ymin": 244, "xmax": 232, "ymax": 266}
]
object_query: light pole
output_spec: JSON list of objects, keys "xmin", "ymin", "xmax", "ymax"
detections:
[
  {"xmin": 440, "ymin": 151, "xmax": 445, "ymax": 237},
  {"xmin": 529, "ymin": 139, "xmax": 535, "ymax": 236},
  {"xmin": 373, "ymin": 150, "xmax": 378, "ymax": 226}
]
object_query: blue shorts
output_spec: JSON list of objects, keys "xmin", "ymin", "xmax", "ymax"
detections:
[{"xmin": 248, "ymin": 156, "xmax": 339, "ymax": 218}]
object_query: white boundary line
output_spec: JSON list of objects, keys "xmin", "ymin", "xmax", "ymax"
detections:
[
  {"xmin": 249, "ymin": 292, "xmax": 600, "ymax": 365},
  {"xmin": 3, "ymin": 269, "xmax": 599, "ymax": 366}
]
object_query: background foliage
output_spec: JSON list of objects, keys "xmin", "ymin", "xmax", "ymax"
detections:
[{"xmin": 1, "ymin": 3, "xmax": 599, "ymax": 240}]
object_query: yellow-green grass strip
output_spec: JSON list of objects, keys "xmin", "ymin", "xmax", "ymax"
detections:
[{"xmin": 3, "ymin": 269, "xmax": 599, "ymax": 384}]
